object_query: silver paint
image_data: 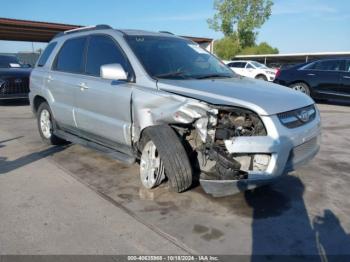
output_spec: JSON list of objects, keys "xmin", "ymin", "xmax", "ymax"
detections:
[{"xmin": 29, "ymin": 28, "xmax": 322, "ymax": 193}]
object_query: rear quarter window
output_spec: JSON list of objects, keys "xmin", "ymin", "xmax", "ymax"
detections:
[{"xmin": 37, "ymin": 42, "xmax": 57, "ymax": 67}]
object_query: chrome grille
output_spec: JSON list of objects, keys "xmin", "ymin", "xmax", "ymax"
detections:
[
  {"xmin": 0, "ymin": 77, "xmax": 29, "ymax": 95},
  {"xmin": 278, "ymin": 105, "xmax": 316, "ymax": 128}
]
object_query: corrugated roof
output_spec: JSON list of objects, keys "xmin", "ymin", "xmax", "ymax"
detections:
[{"xmin": 0, "ymin": 17, "xmax": 213, "ymax": 43}]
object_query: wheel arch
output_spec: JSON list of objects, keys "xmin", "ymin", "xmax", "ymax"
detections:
[{"xmin": 33, "ymin": 95, "xmax": 48, "ymax": 114}]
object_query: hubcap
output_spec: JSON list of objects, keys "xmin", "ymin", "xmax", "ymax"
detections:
[
  {"xmin": 40, "ymin": 109, "xmax": 52, "ymax": 139},
  {"xmin": 140, "ymin": 141, "xmax": 165, "ymax": 189},
  {"xmin": 292, "ymin": 84, "xmax": 307, "ymax": 94}
]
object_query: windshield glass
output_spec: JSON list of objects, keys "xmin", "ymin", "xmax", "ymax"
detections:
[
  {"xmin": 250, "ymin": 61, "xmax": 268, "ymax": 69},
  {"xmin": 125, "ymin": 35, "xmax": 235, "ymax": 79},
  {"xmin": 0, "ymin": 55, "xmax": 22, "ymax": 68}
]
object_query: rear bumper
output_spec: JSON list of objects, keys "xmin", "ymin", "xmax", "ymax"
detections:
[{"xmin": 200, "ymin": 108, "xmax": 321, "ymax": 197}]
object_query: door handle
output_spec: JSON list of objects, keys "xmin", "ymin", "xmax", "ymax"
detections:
[
  {"xmin": 343, "ymin": 76, "xmax": 350, "ymax": 79},
  {"xmin": 307, "ymin": 73, "xmax": 316, "ymax": 76},
  {"xmin": 47, "ymin": 75, "xmax": 53, "ymax": 82},
  {"xmin": 78, "ymin": 82, "xmax": 89, "ymax": 91}
]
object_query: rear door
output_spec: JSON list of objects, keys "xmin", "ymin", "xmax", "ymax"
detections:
[
  {"xmin": 47, "ymin": 36, "xmax": 87, "ymax": 132},
  {"xmin": 74, "ymin": 34, "xmax": 134, "ymax": 148}
]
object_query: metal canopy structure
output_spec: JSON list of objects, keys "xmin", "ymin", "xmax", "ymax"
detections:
[
  {"xmin": 0, "ymin": 17, "xmax": 80, "ymax": 42},
  {"xmin": 235, "ymin": 52, "xmax": 350, "ymax": 65},
  {"xmin": 0, "ymin": 17, "xmax": 213, "ymax": 48}
]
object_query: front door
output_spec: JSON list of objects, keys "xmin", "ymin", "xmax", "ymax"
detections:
[
  {"xmin": 75, "ymin": 34, "xmax": 134, "ymax": 148},
  {"xmin": 340, "ymin": 59, "xmax": 350, "ymax": 98}
]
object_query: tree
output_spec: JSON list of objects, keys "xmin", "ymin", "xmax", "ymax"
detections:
[
  {"xmin": 239, "ymin": 42, "xmax": 278, "ymax": 55},
  {"xmin": 208, "ymin": 0, "xmax": 273, "ymax": 48},
  {"xmin": 214, "ymin": 35, "xmax": 241, "ymax": 60}
]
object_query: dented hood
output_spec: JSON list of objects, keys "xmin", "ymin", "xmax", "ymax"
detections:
[{"xmin": 157, "ymin": 77, "xmax": 314, "ymax": 116}]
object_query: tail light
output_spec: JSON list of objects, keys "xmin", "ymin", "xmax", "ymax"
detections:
[{"xmin": 275, "ymin": 69, "xmax": 281, "ymax": 78}]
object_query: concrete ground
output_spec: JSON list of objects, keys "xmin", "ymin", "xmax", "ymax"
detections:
[{"xmin": 0, "ymin": 100, "xmax": 350, "ymax": 258}]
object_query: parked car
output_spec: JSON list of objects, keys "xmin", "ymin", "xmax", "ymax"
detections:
[
  {"xmin": 29, "ymin": 25, "xmax": 321, "ymax": 197},
  {"xmin": 224, "ymin": 60, "xmax": 277, "ymax": 81},
  {"xmin": 0, "ymin": 55, "xmax": 31, "ymax": 100},
  {"xmin": 274, "ymin": 58, "xmax": 350, "ymax": 100}
]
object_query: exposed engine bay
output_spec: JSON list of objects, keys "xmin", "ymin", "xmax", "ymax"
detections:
[{"xmin": 176, "ymin": 106, "xmax": 270, "ymax": 181}]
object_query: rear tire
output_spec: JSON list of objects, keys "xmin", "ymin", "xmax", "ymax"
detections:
[
  {"xmin": 140, "ymin": 125, "xmax": 193, "ymax": 193},
  {"xmin": 37, "ymin": 102, "xmax": 66, "ymax": 145},
  {"xmin": 289, "ymin": 82, "xmax": 310, "ymax": 96}
]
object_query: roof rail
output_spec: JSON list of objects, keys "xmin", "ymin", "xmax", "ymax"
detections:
[
  {"xmin": 64, "ymin": 24, "xmax": 112, "ymax": 34},
  {"xmin": 53, "ymin": 24, "xmax": 112, "ymax": 39},
  {"xmin": 159, "ymin": 31, "xmax": 174, "ymax": 35}
]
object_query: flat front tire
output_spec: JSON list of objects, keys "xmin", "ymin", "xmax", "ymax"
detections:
[
  {"xmin": 140, "ymin": 125, "xmax": 193, "ymax": 193},
  {"xmin": 37, "ymin": 102, "xmax": 66, "ymax": 145},
  {"xmin": 256, "ymin": 75, "xmax": 267, "ymax": 81}
]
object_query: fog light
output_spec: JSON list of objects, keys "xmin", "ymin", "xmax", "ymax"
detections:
[{"xmin": 253, "ymin": 154, "xmax": 271, "ymax": 171}]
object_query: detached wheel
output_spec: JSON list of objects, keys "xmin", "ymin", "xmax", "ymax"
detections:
[
  {"xmin": 37, "ymin": 102, "xmax": 66, "ymax": 145},
  {"xmin": 290, "ymin": 82, "xmax": 310, "ymax": 96},
  {"xmin": 256, "ymin": 75, "xmax": 267, "ymax": 81},
  {"xmin": 139, "ymin": 125, "xmax": 192, "ymax": 192}
]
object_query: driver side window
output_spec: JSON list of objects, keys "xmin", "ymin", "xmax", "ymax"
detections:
[
  {"xmin": 85, "ymin": 35, "xmax": 130, "ymax": 77},
  {"xmin": 246, "ymin": 63, "xmax": 254, "ymax": 69}
]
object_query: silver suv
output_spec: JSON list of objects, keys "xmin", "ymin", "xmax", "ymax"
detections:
[{"xmin": 29, "ymin": 25, "xmax": 321, "ymax": 197}]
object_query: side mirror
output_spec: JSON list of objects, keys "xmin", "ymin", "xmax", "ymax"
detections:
[{"xmin": 100, "ymin": 63, "xmax": 128, "ymax": 81}]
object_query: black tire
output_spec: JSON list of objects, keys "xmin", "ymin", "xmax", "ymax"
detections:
[
  {"xmin": 289, "ymin": 82, "xmax": 310, "ymax": 96},
  {"xmin": 255, "ymin": 74, "xmax": 268, "ymax": 81},
  {"xmin": 37, "ymin": 102, "xmax": 66, "ymax": 145},
  {"xmin": 140, "ymin": 125, "xmax": 193, "ymax": 193}
]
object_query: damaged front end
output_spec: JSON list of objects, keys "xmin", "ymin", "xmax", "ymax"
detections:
[
  {"xmin": 180, "ymin": 106, "xmax": 271, "ymax": 197},
  {"xmin": 132, "ymin": 91, "xmax": 275, "ymax": 197}
]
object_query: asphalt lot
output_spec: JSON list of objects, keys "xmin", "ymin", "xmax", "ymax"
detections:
[{"xmin": 1, "ymin": 99, "xmax": 350, "ymax": 258}]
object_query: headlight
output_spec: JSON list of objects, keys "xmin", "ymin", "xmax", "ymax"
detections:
[
  {"xmin": 266, "ymin": 71, "xmax": 275, "ymax": 75},
  {"xmin": 0, "ymin": 79, "xmax": 5, "ymax": 87}
]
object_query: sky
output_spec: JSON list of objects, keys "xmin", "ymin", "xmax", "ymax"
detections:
[{"xmin": 0, "ymin": 0, "xmax": 349, "ymax": 54}]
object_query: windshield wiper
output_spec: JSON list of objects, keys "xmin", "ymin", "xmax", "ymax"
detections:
[
  {"xmin": 154, "ymin": 71, "xmax": 190, "ymax": 79},
  {"xmin": 196, "ymin": 74, "xmax": 232, "ymax": 79}
]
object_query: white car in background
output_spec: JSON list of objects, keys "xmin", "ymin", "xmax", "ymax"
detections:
[{"xmin": 224, "ymin": 60, "xmax": 277, "ymax": 81}]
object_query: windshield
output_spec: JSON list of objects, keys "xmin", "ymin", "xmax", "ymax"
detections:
[
  {"xmin": 250, "ymin": 61, "xmax": 268, "ymax": 69},
  {"xmin": 125, "ymin": 35, "xmax": 235, "ymax": 79},
  {"xmin": 0, "ymin": 55, "xmax": 23, "ymax": 68}
]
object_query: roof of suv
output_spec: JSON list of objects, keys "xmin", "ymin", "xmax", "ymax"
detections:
[{"xmin": 53, "ymin": 25, "xmax": 182, "ymax": 40}]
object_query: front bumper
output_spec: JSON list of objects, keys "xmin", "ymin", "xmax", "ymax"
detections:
[
  {"xmin": 200, "ymin": 108, "xmax": 321, "ymax": 197},
  {"xmin": 0, "ymin": 93, "xmax": 29, "ymax": 100},
  {"xmin": 267, "ymin": 76, "xmax": 275, "ymax": 81}
]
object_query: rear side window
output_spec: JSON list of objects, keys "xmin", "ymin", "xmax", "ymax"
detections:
[
  {"xmin": 37, "ymin": 42, "xmax": 57, "ymax": 67},
  {"xmin": 85, "ymin": 35, "xmax": 129, "ymax": 77},
  {"xmin": 308, "ymin": 60, "xmax": 343, "ymax": 71},
  {"xmin": 229, "ymin": 62, "xmax": 246, "ymax": 68},
  {"xmin": 54, "ymin": 37, "xmax": 87, "ymax": 73}
]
